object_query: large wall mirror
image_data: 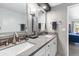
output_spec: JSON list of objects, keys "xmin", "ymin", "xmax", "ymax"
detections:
[
  {"xmin": 27, "ymin": 3, "xmax": 46, "ymax": 35},
  {"xmin": 0, "ymin": 3, "xmax": 27, "ymax": 33},
  {"xmin": 0, "ymin": 3, "xmax": 47, "ymax": 35}
]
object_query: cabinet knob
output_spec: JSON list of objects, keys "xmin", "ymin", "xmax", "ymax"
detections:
[{"xmin": 48, "ymin": 45, "xmax": 50, "ymax": 47}]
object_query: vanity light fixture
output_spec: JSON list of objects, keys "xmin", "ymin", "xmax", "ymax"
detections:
[{"xmin": 37, "ymin": 3, "xmax": 51, "ymax": 12}]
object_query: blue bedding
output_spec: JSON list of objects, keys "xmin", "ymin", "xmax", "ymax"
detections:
[{"xmin": 69, "ymin": 33, "xmax": 79, "ymax": 43}]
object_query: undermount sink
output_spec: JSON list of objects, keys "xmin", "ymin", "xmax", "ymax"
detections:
[
  {"xmin": 0, "ymin": 42, "xmax": 34, "ymax": 56},
  {"xmin": 44, "ymin": 35, "xmax": 53, "ymax": 38}
]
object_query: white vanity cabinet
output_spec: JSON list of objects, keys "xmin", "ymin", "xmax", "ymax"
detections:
[
  {"xmin": 46, "ymin": 37, "xmax": 57, "ymax": 56},
  {"xmin": 33, "ymin": 46, "xmax": 46, "ymax": 56},
  {"xmin": 33, "ymin": 37, "xmax": 57, "ymax": 56},
  {"xmin": 50, "ymin": 37, "xmax": 57, "ymax": 56}
]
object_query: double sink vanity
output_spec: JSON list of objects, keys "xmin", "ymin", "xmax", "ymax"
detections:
[
  {"xmin": 0, "ymin": 3, "xmax": 58, "ymax": 56},
  {"xmin": 0, "ymin": 32, "xmax": 57, "ymax": 56}
]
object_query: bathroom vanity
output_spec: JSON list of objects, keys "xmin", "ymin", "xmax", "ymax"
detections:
[
  {"xmin": 0, "ymin": 34, "xmax": 57, "ymax": 56},
  {"xmin": 18, "ymin": 34, "xmax": 57, "ymax": 56},
  {"xmin": 0, "ymin": 3, "xmax": 57, "ymax": 56},
  {"xmin": 0, "ymin": 32, "xmax": 28, "ymax": 50},
  {"xmin": 32, "ymin": 34, "xmax": 57, "ymax": 56}
]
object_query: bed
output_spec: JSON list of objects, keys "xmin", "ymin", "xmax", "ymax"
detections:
[{"xmin": 69, "ymin": 32, "xmax": 79, "ymax": 43}]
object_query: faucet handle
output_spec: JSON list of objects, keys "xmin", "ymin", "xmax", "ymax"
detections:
[
  {"xmin": 5, "ymin": 39, "xmax": 9, "ymax": 46},
  {"xmin": 12, "ymin": 34, "xmax": 16, "ymax": 44}
]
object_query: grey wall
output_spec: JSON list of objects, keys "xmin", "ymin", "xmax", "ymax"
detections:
[{"xmin": 50, "ymin": 3, "xmax": 76, "ymax": 56}]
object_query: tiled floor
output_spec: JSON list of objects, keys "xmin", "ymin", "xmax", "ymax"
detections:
[{"xmin": 69, "ymin": 43, "xmax": 79, "ymax": 56}]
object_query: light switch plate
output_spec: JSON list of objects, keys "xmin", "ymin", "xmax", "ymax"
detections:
[{"xmin": 62, "ymin": 28, "xmax": 66, "ymax": 31}]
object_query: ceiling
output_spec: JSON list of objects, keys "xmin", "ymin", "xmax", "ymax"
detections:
[
  {"xmin": 0, "ymin": 3, "xmax": 61, "ymax": 15},
  {"xmin": 0, "ymin": 3, "xmax": 26, "ymax": 15},
  {"xmin": 49, "ymin": 3, "xmax": 62, "ymax": 7}
]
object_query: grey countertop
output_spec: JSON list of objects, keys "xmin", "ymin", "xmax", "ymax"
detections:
[{"xmin": 17, "ymin": 34, "xmax": 56, "ymax": 56}]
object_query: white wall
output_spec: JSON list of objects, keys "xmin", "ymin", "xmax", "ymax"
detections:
[
  {"xmin": 37, "ymin": 4, "xmax": 67, "ymax": 55},
  {"xmin": 51, "ymin": 3, "xmax": 76, "ymax": 56},
  {"xmin": 68, "ymin": 4, "xmax": 79, "ymax": 24},
  {"xmin": 0, "ymin": 8, "xmax": 26, "ymax": 33},
  {"xmin": 52, "ymin": 5, "xmax": 67, "ymax": 56},
  {"xmin": 34, "ymin": 3, "xmax": 76, "ymax": 55},
  {"xmin": 47, "ymin": 11, "xmax": 59, "ymax": 32},
  {"xmin": 38, "ymin": 11, "xmax": 56, "ymax": 32},
  {"xmin": 38, "ymin": 13, "xmax": 46, "ymax": 32},
  {"xmin": 44, "ymin": 3, "xmax": 75, "ymax": 56},
  {"xmin": 38, "ymin": 9, "xmax": 60, "ymax": 33}
]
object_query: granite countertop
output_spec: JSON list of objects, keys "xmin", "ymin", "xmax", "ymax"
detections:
[
  {"xmin": 0, "ymin": 34, "xmax": 56, "ymax": 56},
  {"xmin": 17, "ymin": 34, "xmax": 56, "ymax": 56}
]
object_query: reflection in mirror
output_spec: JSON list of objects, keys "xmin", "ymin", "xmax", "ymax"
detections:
[
  {"xmin": 0, "ymin": 3, "xmax": 47, "ymax": 50},
  {"xmin": 0, "ymin": 3, "xmax": 27, "ymax": 33},
  {"xmin": 0, "ymin": 3, "xmax": 28, "ymax": 50}
]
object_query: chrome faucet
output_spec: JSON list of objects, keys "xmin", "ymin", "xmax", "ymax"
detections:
[{"xmin": 12, "ymin": 32, "xmax": 17, "ymax": 44}]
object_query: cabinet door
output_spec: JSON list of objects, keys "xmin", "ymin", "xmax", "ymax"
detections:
[
  {"xmin": 34, "ymin": 46, "xmax": 46, "ymax": 56},
  {"xmin": 45, "ymin": 42, "xmax": 51, "ymax": 56},
  {"xmin": 34, "ymin": 37, "xmax": 57, "ymax": 56},
  {"xmin": 50, "ymin": 37, "xmax": 57, "ymax": 56},
  {"xmin": 46, "ymin": 37, "xmax": 57, "ymax": 56}
]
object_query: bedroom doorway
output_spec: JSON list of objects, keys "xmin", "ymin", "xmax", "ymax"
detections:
[
  {"xmin": 73, "ymin": 21, "xmax": 79, "ymax": 33},
  {"xmin": 68, "ymin": 4, "xmax": 79, "ymax": 56}
]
